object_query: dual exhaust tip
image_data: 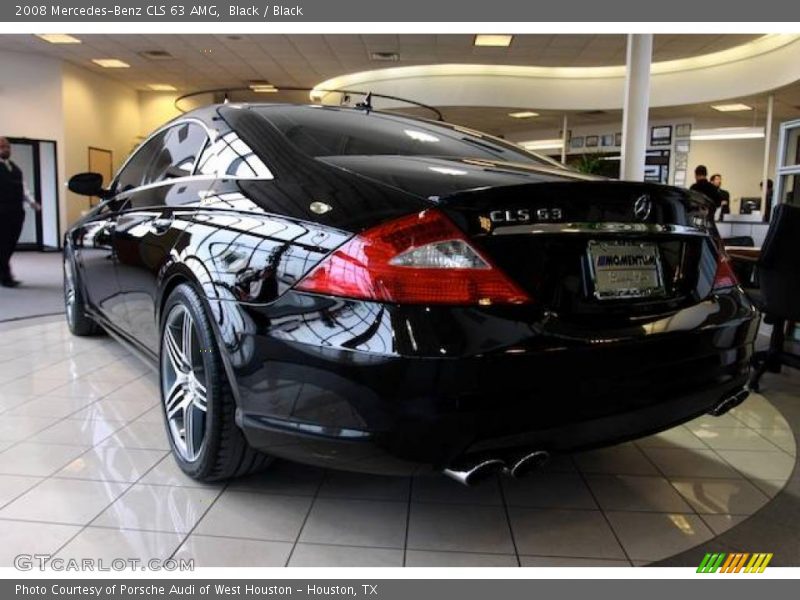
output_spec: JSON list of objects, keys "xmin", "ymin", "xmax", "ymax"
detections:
[{"xmin": 442, "ymin": 450, "xmax": 551, "ymax": 486}]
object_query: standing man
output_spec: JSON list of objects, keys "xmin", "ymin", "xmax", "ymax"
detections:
[
  {"xmin": 0, "ymin": 136, "xmax": 41, "ymax": 287},
  {"xmin": 690, "ymin": 165, "xmax": 722, "ymax": 220},
  {"xmin": 710, "ymin": 173, "xmax": 731, "ymax": 220}
]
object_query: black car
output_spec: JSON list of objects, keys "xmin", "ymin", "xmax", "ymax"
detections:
[{"xmin": 64, "ymin": 103, "xmax": 758, "ymax": 485}]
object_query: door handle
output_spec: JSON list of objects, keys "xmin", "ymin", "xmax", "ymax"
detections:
[{"xmin": 150, "ymin": 215, "xmax": 174, "ymax": 233}]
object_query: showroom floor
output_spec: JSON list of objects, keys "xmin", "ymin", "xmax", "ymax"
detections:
[
  {"xmin": 0, "ymin": 252, "xmax": 63, "ymax": 322},
  {"xmin": 0, "ymin": 316, "xmax": 796, "ymax": 568}
]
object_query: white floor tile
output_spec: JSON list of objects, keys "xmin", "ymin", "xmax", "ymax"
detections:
[
  {"xmin": 574, "ymin": 444, "xmax": 658, "ymax": 476},
  {"xmin": 0, "ymin": 520, "xmax": 82, "ymax": 567},
  {"xmin": 0, "ymin": 442, "xmax": 91, "ymax": 476},
  {"xmin": 509, "ymin": 508, "xmax": 626, "ymax": 559},
  {"xmin": 290, "ymin": 543, "xmax": 404, "ymax": 567},
  {"xmin": 0, "ymin": 415, "xmax": 62, "ymax": 442},
  {"xmin": 405, "ymin": 550, "xmax": 516, "ymax": 567},
  {"xmin": 639, "ymin": 447, "xmax": 742, "ymax": 479},
  {"xmin": 586, "ymin": 475, "xmax": 693, "ymax": 513},
  {"xmin": 715, "ymin": 449, "xmax": 796, "ymax": 482},
  {"xmin": 502, "ymin": 472, "xmax": 597, "ymax": 509},
  {"xmin": 670, "ymin": 478, "xmax": 769, "ymax": 515},
  {"xmin": 0, "ymin": 478, "xmax": 128, "ymax": 525},
  {"xmin": 174, "ymin": 535, "xmax": 292, "ymax": 567},
  {"xmin": 56, "ymin": 527, "xmax": 184, "ymax": 561},
  {"xmin": 301, "ymin": 498, "xmax": 408, "ymax": 549},
  {"xmin": 0, "ymin": 474, "xmax": 43, "ymax": 507},
  {"xmin": 93, "ymin": 483, "xmax": 221, "ymax": 534},
  {"xmin": 30, "ymin": 418, "xmax": 125, "ymax": 446},
  {"xmin": 56, "ymin": 446, "xmax": 167, "ymax": 483},
  {"xmin": 605, "ymin": 511, "xmax": 714, "ymax": 561}
]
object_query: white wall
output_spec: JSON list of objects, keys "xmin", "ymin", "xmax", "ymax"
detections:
[
  {"xmin": 138, "ymin": 91, "xmax": 182, "ymax": 138},
  {"xmin": 0, "ymin": 50, "xmax": 66, "ymax": 235},
  {"xmin": 62, "ymin": 62, "xmax": 141, "ymax": 224}
]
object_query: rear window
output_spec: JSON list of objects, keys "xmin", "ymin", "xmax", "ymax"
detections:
[{"xmin": 251, "ymin": 105, "xmax": 561, "ymax": 167}]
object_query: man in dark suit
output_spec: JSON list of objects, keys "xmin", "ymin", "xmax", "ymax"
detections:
[
  {"xmin": 690, "ymin": 165, "xmax": 722, "ymax": 220},
  {"xmin": 710, "ymin": 173, "xmax": 731, "ymax": 220},
  {"xmin": 0, "ymin": 137, "xmax": 41, "ymax": 287}
]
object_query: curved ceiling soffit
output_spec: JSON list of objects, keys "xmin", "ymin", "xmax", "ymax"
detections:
[{"xmin": 311, "ymin": 35, "xmax": 800, "ymax": 111}]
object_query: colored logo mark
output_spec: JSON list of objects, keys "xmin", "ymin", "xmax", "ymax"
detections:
[{"xmin": 697, "ymin": 552, "xmax": 773, "ymax": 573}]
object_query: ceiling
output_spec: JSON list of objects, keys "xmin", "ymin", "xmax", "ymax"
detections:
[
  {"xmin": 401, "ymin": 82, "xmax": 800, "ymax": 137},
  {"xmin": 2, "ymin": 33, "xmax": 797, "ymax": 136},
  {"xmin": 0, "ymin": 34, "xmax": 763, "ymax": 92}
]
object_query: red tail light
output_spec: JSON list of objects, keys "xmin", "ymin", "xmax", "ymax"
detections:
[
  {"xmin": 295, "ymin": 209, "xmax": 531, "ymax": 305},
  {"xmin": 712, "ymin": 249, "xmax": 739, "ymax": 290}
]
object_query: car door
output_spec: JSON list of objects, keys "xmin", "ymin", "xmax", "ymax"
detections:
[
  {"xmin": 113, "ymin": 121, "xmax": 212, "ymax": 354},
  {"xmin": 73, "ymin": 131, "xmax": 170, "ymax": 328}
]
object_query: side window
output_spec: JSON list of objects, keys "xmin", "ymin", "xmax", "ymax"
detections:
[
  {"xmin": 197, "ymin": 131, "xmax": 273, "ymax": 179},
  {"xmin": 113, "ymin": 122, "xmax": 208, "ymax": 194},
  {"xmin": 114, "ymin": 131, "xmax": 168, "ymax": 193},
  {"xmin": 141, "ymin": 122, "xmax": 208, "ymax": 186}
]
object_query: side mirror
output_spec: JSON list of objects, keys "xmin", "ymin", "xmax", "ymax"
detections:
[{"xmin": 68, "ymin": 172, "xmax": 108, "ymax": 197}]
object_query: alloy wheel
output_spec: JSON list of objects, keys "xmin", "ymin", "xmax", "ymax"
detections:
[
  {"xmin": 64, "ymin": 258, "xmax": 76, "ymax": 328},
  {"xmin": 161, "ymin": 304, "xmax": 209, "ymax": 462}
]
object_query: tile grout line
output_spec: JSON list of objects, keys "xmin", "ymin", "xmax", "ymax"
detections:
[
  {"xmin": 165, "ymin": 480, "xmax": 230, "ymax": 563},
  {"xmin": 497, "ymin": 476, "xmax": 522, "ymax": 567},
  {"xmin": 401, "ymin": 476, "xmax": 413, "ymax": 567},
  {"xmin": 282, "ymin": 467, "xmax": 327, "ymax": 567},
  {"xmin": 571, "ymin": 456, "xmax": 634, "ymax": 567}
]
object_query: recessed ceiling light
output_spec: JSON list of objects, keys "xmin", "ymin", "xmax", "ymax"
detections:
[
  {"xmin": 249, "ymin": 81, "xmax": 279, "ymax": 93},
  {"xmin": 508, "ymin": 111, "xmax": 539, "ymax": 119},
  {"xmin": 36, "ymin": 34, "xmax": 81, "ymax": 44},
  {"xmin": 92, "ymin": 59, "xmax": 130, "ymax": 68},
  {"xmin": 147, "ymin": 84, "xmax": 177, "ymax": 91},
  {"xmin": 370, "ymin": 51, "xmax": 400, "ymax": 61},
  {"xmin": 519, "ymin": 139, "xmax": 564, "ymax": 151},
  {"xmin": 690, "ymin": 127, "xmax": 765, "ymax": 141},
  {"xmin": 474, "ymin": 35, "xmax": 513, "ymax": 47},
  {"xmin": 710, "ymin": 103, "xmax": 753, "ymax": 112}
]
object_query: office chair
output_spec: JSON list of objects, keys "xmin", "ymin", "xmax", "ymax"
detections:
[{"xmin": 748, "ymin": 203, "xmax": 800, "ymax": 391}]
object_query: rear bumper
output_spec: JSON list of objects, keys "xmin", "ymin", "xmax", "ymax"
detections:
[{"xmin": 226, "ymin": 288, "xmax": 759, "ymax": 475}]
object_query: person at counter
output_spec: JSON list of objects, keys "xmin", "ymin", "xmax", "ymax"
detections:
[
  {"xmin": 761, "ymin": 179, "xmax": 774, "ymax": 222},
  {"xmin": 690, "ymin": 165, "xmax": 722, "ymax": 219},
  {"xmin": 710, "ymin": 173, "xmax": 730, "ymax": 220}
]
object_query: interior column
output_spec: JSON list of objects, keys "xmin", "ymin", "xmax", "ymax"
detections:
[{"xmin": 620, "ymin": 34, "xmax": 653, "ymax": 181}]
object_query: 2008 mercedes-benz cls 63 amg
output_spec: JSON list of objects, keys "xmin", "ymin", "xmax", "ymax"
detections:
[{"xmin": 64, "ymin": 103, "xmax": 758, "ymax": 485}]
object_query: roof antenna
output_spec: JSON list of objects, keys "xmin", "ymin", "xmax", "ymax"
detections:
[{"xmin": 355, "ymin": 92, "xmax": 373, "ymax": 114}]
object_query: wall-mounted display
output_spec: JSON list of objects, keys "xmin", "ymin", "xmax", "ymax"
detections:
[
  {"xmin": 615, "ymin": 132, "xmax": 622, "ymax": 146},
  {"xmin": 586, "ymin": 135, "xmax": 599, "ymax": 147},
  {"xmin": 651, "ymin": 125, "xmax": 673, "ymax": 147},
  {"xmin": 601, "ymin": 134, "xmax": 614, "ymax": 147},
  {"xmin": 675, "ymin": 123, "xmax": 692, "ymax": 138},
  {"xmin": 570, "ymin": 136, "xmax": 585, "ymax": 149}
]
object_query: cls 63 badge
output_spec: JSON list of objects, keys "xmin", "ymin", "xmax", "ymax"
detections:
[{"xmin": 489, "ymin": 208, "xmax": 563, "ymax": 224}]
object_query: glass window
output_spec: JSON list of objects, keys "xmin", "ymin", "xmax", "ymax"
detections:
[
  {"xmin": 141, "ymin": 122, "xmax": 208, "ymax": 186},
  {"xmin": 251, "ymin": 105, "xmax": 562, "ymax": 167},
  {"xmin": 196, "ymin": 131, "xmax": 273, "ymax": 179},
  {"xmin": 114, "ymin": 122, "xmax": 208, "ymax": 193},
  {"xmin": 114, "ymin": 130, "xmax": 168, "ymax": 192}
]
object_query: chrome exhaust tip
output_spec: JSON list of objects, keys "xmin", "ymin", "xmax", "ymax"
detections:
[
  {"xmin": 442, "ymin": 459, "xmax": 505, "ymax": 486},
  {"xmin": 504, "ymin": 450, "xmax": 551, "ymax": 479},
  {"xmin": 708, "ymin": 388, "xmax": 750, "ymax": 417}
]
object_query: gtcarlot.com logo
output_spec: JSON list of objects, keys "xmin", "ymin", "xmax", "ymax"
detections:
[
  {"xmin": 14, "ymin": 554, "xmax": 194, "ymax": 572},
  {"xmin": 697, "ymin": 552, "xmax": 773, "ymax": 573}
]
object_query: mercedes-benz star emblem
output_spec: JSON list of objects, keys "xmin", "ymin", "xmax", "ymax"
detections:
[{"xmin": 633, "ymin": 194, "xmax": 652, "ymax": 221}]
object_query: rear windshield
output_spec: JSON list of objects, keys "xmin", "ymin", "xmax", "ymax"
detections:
[{"xmin": 251, "ymin": 105, "xmax": 562, "ymax": 167}]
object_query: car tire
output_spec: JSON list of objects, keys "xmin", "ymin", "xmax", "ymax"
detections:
[
  {"xmin": 160, "ymin": 283, "xmax": 272, "ymax": 481},
  {"xmin": 63, "ymin": 250, "xmax": 101, "ymax": 337}
]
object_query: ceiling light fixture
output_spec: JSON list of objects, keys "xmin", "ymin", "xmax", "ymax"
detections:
[
  {"xmin": 36, "ymin": 34, "xmax": 81, "ymax": 44},
  {"xmin": 519, "ymin": 139, "xmax": 564, "ymax": 151},
  {"xmin": 147, "ymin": 84, "xmax": 177, "ymax": 91},
  {"xmin": 474, "ymin": 35, "xmax": 513, "ymax": 47},
  {"xmin": 508, "ymin": 111, "xmax": 539, "ymax": 119},
  {"xmin": 92, "ymin": 58, "xmax": 130, "ymax": 68},
  {"xmin": 690, "ymin": 127, "xmax": 765, "ymax": 141},
  {"xmin": 710, "ymin": 103, "xmax": 754, "ymax": 112},
  {"xmin": 249, "ymin": 81, "xmax": 279, "ymax": 93}
]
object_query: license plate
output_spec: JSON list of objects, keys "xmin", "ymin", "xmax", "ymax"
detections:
[{"xmin": 587, "ymin": 240, "xmax": 665, "ymax": 300}]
